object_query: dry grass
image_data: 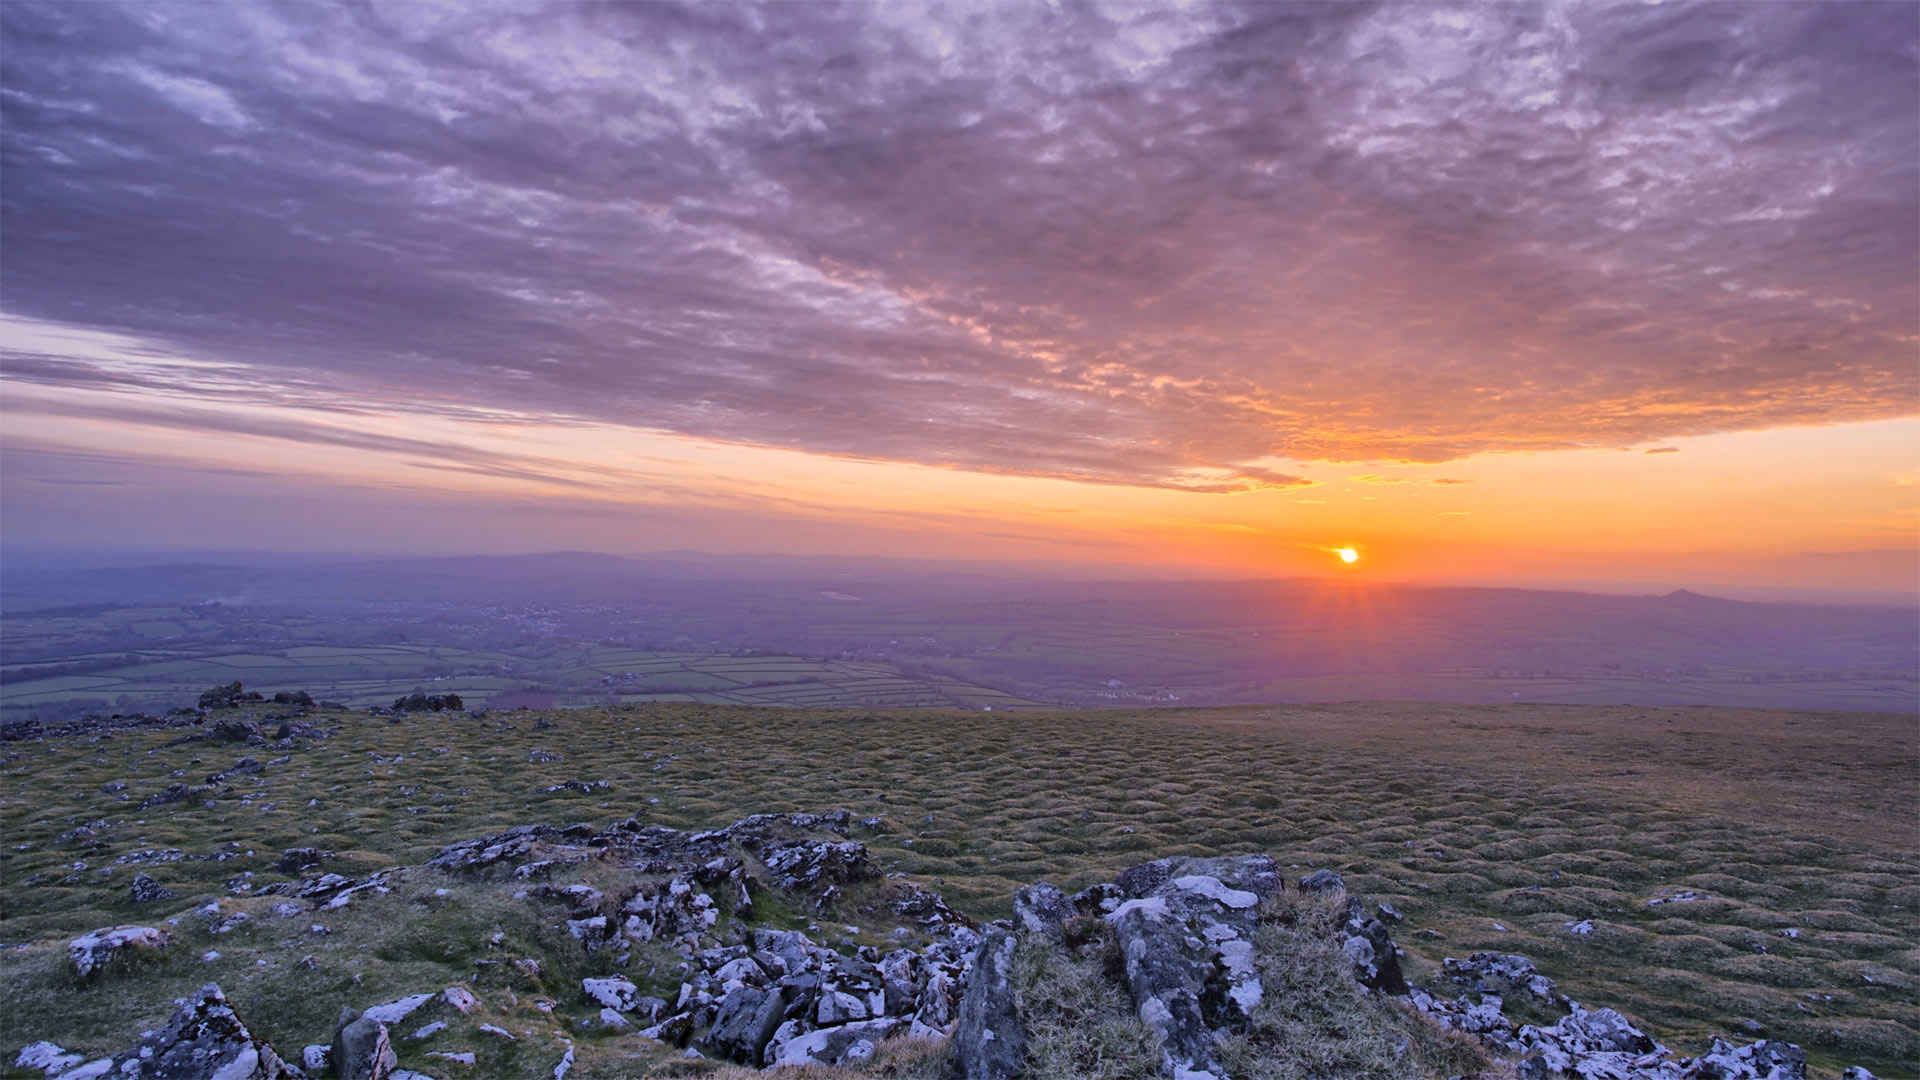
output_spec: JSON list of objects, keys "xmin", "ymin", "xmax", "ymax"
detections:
[{"xmin": 0, "ymin": 702, "xmax": 1914, "ymax": 1077}]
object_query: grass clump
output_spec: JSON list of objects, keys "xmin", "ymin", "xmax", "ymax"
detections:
[
  {"xmin": 1009, "ymin": 927, "xmax": 1161, "ymax": 1080},
  {"xmin": 1219, "ymin": 891, "xmax": 1504, "ymax": 1080}
]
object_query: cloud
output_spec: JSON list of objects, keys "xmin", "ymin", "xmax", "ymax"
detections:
[
  {"xmin": 1, "ymin": 0, "xmax": 1914, "ymax": 492},
  {"xmin": 1432, "ymin": 477, "xmax": 1471, "ymax": 485},
  {"xmin": 1644, "ymin": 447, "xmax": 1681, "ymax": 455}
]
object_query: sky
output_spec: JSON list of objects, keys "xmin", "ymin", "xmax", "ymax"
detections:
[{"xmin": 2, "ymin": 0, "xmax": 1915, "ymax": 598}]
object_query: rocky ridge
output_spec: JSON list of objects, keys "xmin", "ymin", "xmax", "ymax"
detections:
[{"xmin": 16, "ymin": 811, "xmax": 1875, "ymax": 1080}]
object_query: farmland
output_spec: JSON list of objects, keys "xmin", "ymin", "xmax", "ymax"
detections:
[
  {"xmin": 0, "ymin": 619, "xmax": 1037, "ymax": 721},
  {"xmin": 3, "ymin": 554, "xmax": 1914, "ymax": 726}
]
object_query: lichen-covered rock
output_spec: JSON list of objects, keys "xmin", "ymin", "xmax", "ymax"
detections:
[
  {"xmin": 952, "ymin": 853, "xmax": 1382, "ymax": 1080},
  {"xmin": 129, "ymin": 872, "xmax": 176, "ymax": 904},
  {"xmin": 1298, "ymin": 868, "xmax": 1346, "ymax": 894},
  {"xmin": 1415, "ymin": 956, "xmax": 1810, "ymax": 1079},
  {"xmin": 1107, "ymin": 895, "xmax": 1233, "ymax": 1080},
  {"xmin": 88, "ymin": 983, "xmax": 301, "ymax": 1079},
  {"xmin": 700, "ymin": 984, "xmax": 788, "ymax": 1065},
  {"xmin": 583, "ymin": 976, "xmax": 642, "ymax": 1012},
  {"xmin": 1339, "ymin": 898, "xmax": 1408, "ymax": 994},
  {"xmin": 69, "ymin": 925, "xmax": 170, "ymax": 977},
  {"xmin": 13, "ymin": 1041, "xmax": 84, "ymax": 1076},
  {"xmin": 330, "ymin": 1006, "xmax": 397, "ymax": 1080},
  {"xmin": 1011, "ymin": 882, "xmax": 1074, "ymax": 937},
  {"xmin": 949, "ymin": 928, "xmax": 1026, "ymax": 1080},
  {"xmin": 766, "ymin": 1016, "xmax": 904, "ymax": 1068}
]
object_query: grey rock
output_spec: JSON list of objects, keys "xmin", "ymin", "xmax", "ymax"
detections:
[
  {"xmin": 1298, "ymin": 868, "xmax": 1346, "ymax": 894},
  {"xmin": 14, "ymin": 1041, "xmax": 84, "ymax": 1076},
  {"xmin": 92, "ymin": 983, "xmax": 301, "ymax": 1078},
  {"xmin": 69, "ymin": 925, "xmax": 170, "ymax": 978},
  {"xmin": 331, "ymin": 1006, "xmax": 397, "ymax": 1080},
  {"xmin": 949, "ymin": 928, "xmax": 1027, "ymax": 1080},
  {"xmin": 278, "ymin": 847, "xmax": 328, "ymax": 873},
  {"xmin": 700, "ymin": 984, "xmax": 788, "ymax": 1065},
  {"xmin": 1106, "ymin": 897, "xmax": 1230, "ymax": 1080},
  {"xmin": 360, "ymin": 993, "xmax": 435, "ymax": 1026},
  {"xmin": 129, "ymin": 873, "xmax": 176, "ymax": 904},
  {"xmin": 582, "ymin": 976, "xmax": 641, "ymax": 1012},
  {"xmin": 767, "ymin": 1017, "xmax": 904, "ymax": 1068},
  {"xmin": 1686, "ymin": 1037, "xmax": 1807, "ymax": 1079},
  {"xmin": 1340, "ymin": 900, "xmax": 1408, "ymax": 994},
  {"xmin": 1011, "ymin": 882, "xmax": 1074, "ymax": 937}
]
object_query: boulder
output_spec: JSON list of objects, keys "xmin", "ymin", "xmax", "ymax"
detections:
[
  {"xmin": 1298, "ymin": 868, "xmax": 1346, "ymax": 894},
  {"xmin": 69, "ymin": 925, "xmax": 170, "ymax": 977},
  {"xmin": 330, "ymin": 1006, "xmax": 397, "ymax": 1080},
  {"xmin": 700, "ymin": 984, "xmax": 788, "ymax": 1065}
]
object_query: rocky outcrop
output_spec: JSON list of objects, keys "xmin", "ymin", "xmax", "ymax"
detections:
[
  {"xmin": 1414, "ymin": 952, "xmax": 1810, "ymax": 1079},
  {"xmin": 54, "ymin": 984, "xmax": 302, "ymax": 1079},
  {"xmin": 951, "ymin": 855, "xmax": 1294, "ymax": 1080},
  {"xmin": 29, "ymin": 811, "xmax": 1850, "ymax": 1080}
]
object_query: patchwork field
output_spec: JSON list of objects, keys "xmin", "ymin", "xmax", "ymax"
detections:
[{"xmin": 0, "ymin": 702, "xmax": 1913, "ymax": 1077}]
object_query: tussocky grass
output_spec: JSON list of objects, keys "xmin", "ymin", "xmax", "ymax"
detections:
[{"xmin": 0, "ymin": 701, "xmax": 1913, "ymax": 1077}]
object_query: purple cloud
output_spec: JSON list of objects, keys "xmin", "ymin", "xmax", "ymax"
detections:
[{"xmin": 1, "ymin": 0, "xmax": 1914, "ymax": 490}]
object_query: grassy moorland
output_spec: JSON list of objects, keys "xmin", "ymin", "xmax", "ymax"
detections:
[{"xmin": 0, "ymin": 702, "xmax": 1914, "ymax": 1077}]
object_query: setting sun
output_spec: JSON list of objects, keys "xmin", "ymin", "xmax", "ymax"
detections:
[{"xmin": 1336, "ymin": 547, "xmax": 1360, "ymax": 565}]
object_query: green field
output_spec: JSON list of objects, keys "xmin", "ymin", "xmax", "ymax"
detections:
[
  {"xmin": 0, "ymin": 702, "xmax": 1912, "ymax": 1077},
  {"xmin": 2, "ymin": 640, "xmax": 1038, "ymax": 718}
]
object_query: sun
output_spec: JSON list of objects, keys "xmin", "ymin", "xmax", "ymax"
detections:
[{"xmin": 1335, "ymin": 547, "xmax": 1360, "ymax": 565}]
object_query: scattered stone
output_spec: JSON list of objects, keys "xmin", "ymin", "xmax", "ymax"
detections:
[
  {"xmin": 441, "ymin": 986, "xmax": 480, "ymax": 1014},
  {"xmin": 1563, "ymin": 919, "xmax": 1595, "ymax": 936},
  {"xmin": 427, "ymin": 1051, "xmax": 475, "ymax": 1065},
  {"xmin": 361, "ymin": 993, "xmax": 436, "ymax": 1025}
]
